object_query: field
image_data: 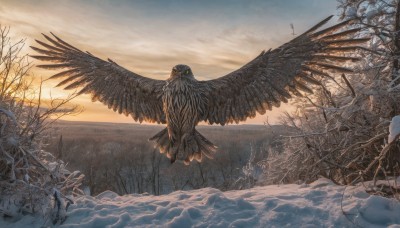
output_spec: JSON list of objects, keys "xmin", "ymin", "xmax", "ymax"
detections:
[{"xmin": 44, "ymin": 121, "xmax": 289, "ymax": 195}]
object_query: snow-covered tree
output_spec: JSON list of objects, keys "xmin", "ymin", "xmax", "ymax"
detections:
[
  {"xmin": 0, "ymin": 26, "xmax": 84, "ymax": 224},
  {"xmin": 264, "ymin": 0, "xmax": 400, "ymax": 193}
]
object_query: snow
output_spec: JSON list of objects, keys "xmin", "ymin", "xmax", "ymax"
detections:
[
  {"xmin": 345, "ymin": 6, "xmax": 358, "ymax": 19},
  {"xmin": 1, "ymin": 178, "xmax": 400, "ymax": 227},
  {"xmin": 389, "ymin": 115, "xmax": 400, "ymax": 143},
  {"xmin": 0, "ymin": 108, "xmax": 17, "ymax": 125},
  {"xmin": 366, "ymin": 9, "xmax": 379, "ymax": 20}
]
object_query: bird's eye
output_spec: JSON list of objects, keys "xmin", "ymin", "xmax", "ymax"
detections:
[{"xmin": 185, "ymin": 70, "xmax": 190, "ymax": 75}]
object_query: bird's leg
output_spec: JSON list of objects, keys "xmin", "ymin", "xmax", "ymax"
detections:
[{"xmin": 166, "ymin": 127, "xmax": 179, "ymax": 163}]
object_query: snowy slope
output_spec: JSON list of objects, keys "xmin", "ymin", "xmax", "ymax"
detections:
[{"xmin": 2, "ymin": 178, "xmax": 400, "ymax": 228}]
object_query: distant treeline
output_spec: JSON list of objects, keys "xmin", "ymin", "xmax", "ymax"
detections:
[{"xmin": 44, "ymin": 121, "xmax": 288, "ymax": 196}]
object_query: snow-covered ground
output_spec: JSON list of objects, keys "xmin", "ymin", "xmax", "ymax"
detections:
[{"xmin": 2, "ymin": 178, "xmax": 400, "ymax": 228}]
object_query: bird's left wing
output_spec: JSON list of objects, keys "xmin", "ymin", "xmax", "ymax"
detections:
[
  {"xmin": 200, "ymin": 16, "xmax": 368, "ymax": 125},
  {"xmin": 31, "ymin": 33, "xmax": 166, "ymax": 123}
]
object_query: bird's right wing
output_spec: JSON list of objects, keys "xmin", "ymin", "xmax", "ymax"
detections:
[{"xmin": 31, "ymin": 33, "xmax": 166, "ymax": 123}]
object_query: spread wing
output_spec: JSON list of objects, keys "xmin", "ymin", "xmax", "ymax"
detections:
[
  {"xmin": 30, "ymin": 33, "xmax": 166, "ymax": 123},
  {"xmin": 201, "ymin": 16, "xmax": 368, "ymax": 125}
]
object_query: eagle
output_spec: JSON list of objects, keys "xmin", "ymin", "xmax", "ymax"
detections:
[{"xmin": 31, "ymin": 16, "xmax": 367, "ymax": 165}]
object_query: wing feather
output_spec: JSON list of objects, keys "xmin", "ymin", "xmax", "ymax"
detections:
[
  {"xmin": 55, "ymin": 72, "xmax": 84, "ymax": 87},
  {"xmin": 201, "ymin": 16, "xmax": 368, "ymax": 125},
  {"xmin": 35, "ymin": 39, "xmax": 65, "ymax": 52},
  {"xmin": 31, "ymin": 34, "xmax": 166, "ymax": 123},
  {"xmin": 30, "ymin": 46, "xmax": 62, "ymax": 56},
  {"xmin": 50, "ymin": 32, "xmax": 82, "ymax": 51},
  {"xmin": 63, "ymin": 77, "xmax": 88, "ymax": 90}
]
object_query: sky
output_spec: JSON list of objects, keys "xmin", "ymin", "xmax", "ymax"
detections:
[{"xmin": 0, "ymin": 0, "xmax": 338, "ymax": 124}]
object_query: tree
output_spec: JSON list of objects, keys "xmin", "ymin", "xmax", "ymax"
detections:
[
  {"xmin": 0, "ymin": 26, "xmax": 83, "ymax": 224},
  {"xmin": 264, "ymin": 0, "xmax": 400, "ymax": 193}
]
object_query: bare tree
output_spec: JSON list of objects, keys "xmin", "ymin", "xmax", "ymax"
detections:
[
  {"xmin": 0, "ymin": 26, "xmax": 83, "ymax": 224},
  {"xmin": 264, "ymin": 0, "xmax": 400, "ymax": 197}
]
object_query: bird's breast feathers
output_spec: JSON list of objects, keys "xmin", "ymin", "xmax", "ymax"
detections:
[{"xmin": 162, "ymin": 78, "xmax": 208, "ymax": 125}]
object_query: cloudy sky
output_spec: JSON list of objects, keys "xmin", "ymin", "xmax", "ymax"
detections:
[{"xmin": 0, "ymin": 0, "xmax": 338, "ymax": 124}]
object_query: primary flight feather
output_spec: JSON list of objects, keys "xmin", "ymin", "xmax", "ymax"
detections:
[{"xmin": 31, "ymin": 15, "xmax": 367, "ymax": 165}]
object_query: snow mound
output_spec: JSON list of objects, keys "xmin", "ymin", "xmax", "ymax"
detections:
[{"xmin": 2, "ymin": 178, "xmax": 400, "ymax": 227}]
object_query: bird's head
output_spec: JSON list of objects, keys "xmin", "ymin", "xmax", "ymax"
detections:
[{"xmin": 170, "ymin": 64, "xmax": 194, "ymax": 79}]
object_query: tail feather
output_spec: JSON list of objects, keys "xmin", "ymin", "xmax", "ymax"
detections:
[
  {"xmin": 193, "ymin": 131, "xmax": 217, "ymax": 159},
  {"xmin": 149, "ymin": 128, "xmax": 169, "ymax": 153},
  {"xmin": 149, "ymin": 128, "xmax": 217, "ymax": 165}
]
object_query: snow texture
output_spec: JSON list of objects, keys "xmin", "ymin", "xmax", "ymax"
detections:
[
  {"xmin": 345, "ymin": 6, "xmax": 358, "ymax": 19},
  {"xmin": 1, "ymin": 178, "xmax": 400, "ymax": 227},
  {"xmin": 389, "ymin": 115, "xmax": 400, "ymax": 143}
]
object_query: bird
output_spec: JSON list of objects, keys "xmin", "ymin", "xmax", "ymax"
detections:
[{"xmin": 31, "ymin": 15, "xmax": 368, "ymax": 165}]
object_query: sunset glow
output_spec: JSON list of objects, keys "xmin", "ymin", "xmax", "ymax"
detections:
[{"xmin": 0, "ymin": 0, "xmax": 337, "ymax": 124}]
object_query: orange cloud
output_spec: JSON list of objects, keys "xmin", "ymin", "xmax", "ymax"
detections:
[{"xmin": 0, "ymin": 0, "xmax": 337, "ymax": 125}]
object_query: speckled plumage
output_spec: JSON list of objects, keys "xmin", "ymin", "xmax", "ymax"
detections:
[
  {"xmin": 157, "ymin": 64, "xmax": 213, "ymax": 163},
  {"xmin": 31, "ymin": 15, "xmax": 368, "ymax": 164}
]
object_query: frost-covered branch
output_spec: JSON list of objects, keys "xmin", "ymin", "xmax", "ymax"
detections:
[
  {"xmin": 262, "ymin": 1, "xmax": 400, "ymax": 195},
  {"xmin": 0, "ymin": 25, "xmax": 84, "ymax": 224}
]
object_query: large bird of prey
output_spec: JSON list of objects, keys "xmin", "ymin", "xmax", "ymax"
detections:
[{"xmin": 31, "ymin": 16, "xmax": 367, "ymax": 165}]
